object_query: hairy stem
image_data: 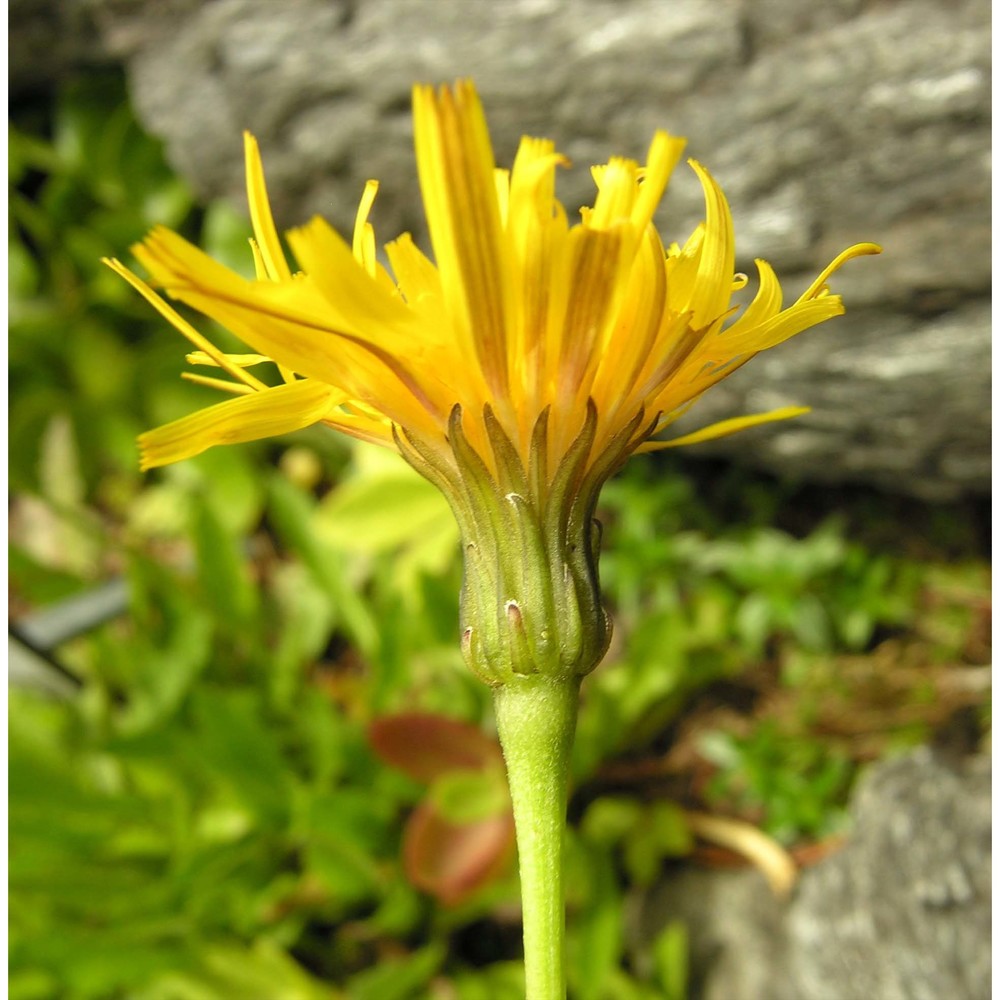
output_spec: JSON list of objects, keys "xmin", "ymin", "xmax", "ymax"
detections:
[{"xmin": 493, "ymin": 675, "xmax": 580, "ymax": 1000}]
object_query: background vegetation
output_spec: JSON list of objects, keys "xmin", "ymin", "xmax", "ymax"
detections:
[{"xmin": 9, "ymin": 73, "xmax": 990, "ymax": 999}]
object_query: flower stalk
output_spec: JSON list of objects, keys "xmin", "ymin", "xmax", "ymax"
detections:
[{"xmin": 493, "ymin": 676, "xmax": 579, "ymax": 1000}]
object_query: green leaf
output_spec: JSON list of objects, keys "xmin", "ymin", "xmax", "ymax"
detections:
[
  {"xmin": 790, "ymin": 594, "xmax": 832, "ymax": 651},
  {"xmin": 318, "ymin": 449, "xmax": 456, "ymax": 555},
  {"xmin": 8, "ymin": 968, "xmax": 59, "ymax": 1000},
  {"xmin": 267, "ymin": 473, "xmax": 379, "ymax": 656},
  {"xmin": 295, "ymin": 688, "xmax": 352, "ymax": 788},
  {"xmin": 8, "ymin": 238, "xmax": 40, "ymax": 299},
  {"xmin": 580, "ymin": 796, "xmax": 643, "ymax": 846},
  {"xmin": 648, "ymin": 801, "xmax": 695, "ymax": 857},
  {"xmin": 66, "ymin": 319, "xmax": 135, "ymax": 407},
  {"xmin": 143, "ymin": 941, "xmax": 331, "ymax": 1000},
  {"xmin": 192, "ymin": 496, "xmax": 259, "ymax": 629},
  {"xmin": 188, "ymin": 688, "xmax": 292, "ymax": 826},
  {"xmin": 269, "ymin": 563, "xmax": 334, "ymax": 711},
  {"xmin": 201, "ymin": 199, "xmax": 255, "ymax": 277},
  {"xmin": 303, "ymin": 789, "xmax": 392, "ymax": 904},
  {"xmin": 428, "ymin": 768, "xmax": 509, "ymax": 825},
  {"xmin": 8, "ymin": 544, "xmax": 89, "ymax": 604},
  {"xmin": 696, "ymin": 730, "xmax": 741, "ymax": 770},
  {"xmin": 187, "ymin": 446, "xmax": 266, "ymax": 536},
  {"xmin": 449, "ymin": 962, "xmax": 525, "ymax": 1000},
  {"xmin": 567, "ymin": 844, "xmax": 623, "ymax": 1000},
  {"xmin": 735, "ymin": 592, "xmax": 774, "ymax": 652},
  {"xmin": 346, "ymin": 943, "xmax": 445, "ymax": 1000},
  {"xmin": 115, "ymin": 590, "xmax": 214, "ymax": 734},
  {"xmin": 652, "ymin": 920, "xmax": 689, "ymax": 1000}
]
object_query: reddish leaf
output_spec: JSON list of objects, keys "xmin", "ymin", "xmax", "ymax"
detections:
[
  {"xmin": 403, "ymin": 800, "xmax": 515, "ymax": 906},
  {"xmin": 369, "ymin": 713, "xmax": 502, "ymax": 783}
]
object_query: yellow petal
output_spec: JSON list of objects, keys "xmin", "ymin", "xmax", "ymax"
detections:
[
  {"xmin": 664, "ymin": 223, "xmax": 704, "ymax": 314},
  {"xmin": 244, "ymin": 132, "xmax": 292, "ymax": 281},
  {"xmin": 286, "ymin": 216, "xmax": 425, "ymax": 343},
  {"xmin": 589, "ymin": 158, "xmax": 638, "ymax": 230},
  {"xmin": 721, "ymin": 295, "xmax": 844, "ymax": 356},
  {"xmin": 139, "ymin": 378, "xmax": 342, "ymax": 470},
  {"xmin": 413, "ymin": 80, "xmax": 511, "ymax": 397},
  {"xmin": 186, "ymin": 351, "xmax": 271, "ymax": 368},
  {"xmin": 249, "ymin": 238, "xmax": 269, "ymax": 281},
  {"xmin": 637, "ymin": 406, "xmax": 810, "ymax": 452},
  {"xmin": 352, "ymin": 180, "xmax": 380, "ymax": 277},
  {"xmin": 629, "ymin": 301, "xmax": 712, "ymax": 410},
  {"xmin": 506, "ymin": 138, "xmax": 570, "ymax": 415},
  {"xmin": 721, "ymin": 258, "xmax": 783, "ymax": 340},
  {"xmin": 132, "ymin": 230, "xmax": 359, "ymax": 383},
  {"xmin": 631, "ymin": 131, "xmax": 687, "ymax": 234},
  {"xmin": 180, "ymin": 373, "xmax": 254, "ymax": 395},
  {"xmin": 102, "ymin": 256, "xmax": 267, "ymax": 393},
  {"xmin": 686, "ymin": 161, "xmax": 735, "ymax": 328},
  {"xmin": 592, "ymin": 225, "xmax": 667, "ymax": 422},
  {"xmin": 797, "ymin": 242, "xmax": 882, "ymax": 303},
  {"xmin": 494, "ymin": 167, "xmax": 511, "ymax": 226},
  {"xmin": 321, "ymin": 406, "xmax": 396, "ymax": 449},
  {"xmin": 172, "ymin": 280, "xmax": 446, "ymax": 436},
  {"xmin": 552, "ymin": 224, "xmax": 632, "ymax": 409},
  {"xmin": 132, "ymin": 226, "xmax": 445, "ymax": 432},
  {"xmin": 385, "ymin": 232, "xmax": 444, "ymax": 310}
]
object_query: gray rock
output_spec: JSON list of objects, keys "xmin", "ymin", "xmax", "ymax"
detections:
[
  {"xmin": 37, "ymin": 0, "xmax": 991, "ymax": 497},
  {"xmin": 635, "ymin": 746, "xmax": 991, "ymax": 1000},
  {"xmin": 673, "ymin": 300, "xmax": 992, "ymax": 500}
]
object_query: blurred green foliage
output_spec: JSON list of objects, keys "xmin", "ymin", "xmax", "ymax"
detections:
[
  {"xmin": 699, "ymin": 724, "xmax": 853, "ymax": 844},
  {"xmin": 9, "ymin": 74, "xmax": 990, "ymax": 999}
]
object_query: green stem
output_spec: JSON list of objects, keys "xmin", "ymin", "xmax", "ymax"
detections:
[{"xmin": 493, "ymin": 675, "xmax": 580, "ymax": 1000}]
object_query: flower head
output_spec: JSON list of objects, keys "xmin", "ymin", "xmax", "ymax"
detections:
[{"xmin": 107, "ymin": 80, "xmax": 878, "ymax": 683}]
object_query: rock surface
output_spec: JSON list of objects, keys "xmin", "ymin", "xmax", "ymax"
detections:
[
  {"xmin": 635, "ymin": 746, "xmax": 991, "ymax": 1000},
  {"xmin": 20, "ymin": 0, "xmax": 990, "ymax": 498}
]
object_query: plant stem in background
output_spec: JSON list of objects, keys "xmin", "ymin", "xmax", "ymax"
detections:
[{"xmin": 493, "ymin": 676, "xmax": 580, "ymax": 1000}]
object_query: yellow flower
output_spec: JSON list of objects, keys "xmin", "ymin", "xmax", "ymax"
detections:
[
  {"xmin": 107, "ymin": 80, "xmax": 878, "ymax": 683},
  {"xmin": 108, "ymin": 80, "xmax": 877, "ymax": 475}
]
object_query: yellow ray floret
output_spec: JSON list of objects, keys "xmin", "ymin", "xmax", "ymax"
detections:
[
  {"xmin": 111, "ymin": 79, "xmax": 880, "ymax": 477},
  {"xmin": 138, "ymin": 378, "xmax": 344, "ymax": 471}
]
